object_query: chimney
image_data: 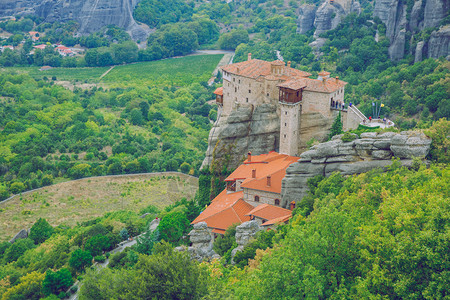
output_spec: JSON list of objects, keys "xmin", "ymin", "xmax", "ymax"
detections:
[
  {"xmin": 287, "ymin": 61, "xmax": 291, "ymax": 68},
  {"xmin": 335, "ymin": 76, "xmax": 339, "ymax": 83},
  {"xmin": 247, "ymin": 151, "xmax": 252, "ymax": 162},
  {"xmin": 252, "ymin": 169, "xmax": 256, "ymax": 178},
  {"xmin": 267, "ymin": 175, "xmax": 271, "ymax": 186},
  {"xmin": 248, "ymin": 53, "xmax": 252, "ymax": 61}
]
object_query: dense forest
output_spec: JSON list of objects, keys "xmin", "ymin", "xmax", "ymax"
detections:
[{"xmin": 0, "ymin": 60, "xmax": 217, "ymax": 200}]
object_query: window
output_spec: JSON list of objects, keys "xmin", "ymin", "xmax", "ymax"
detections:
[
  {"xmin": 254, "ymin": 196, "xmax": 260, "ymax": 202},
  {"xmin": 235, "ymin": 87, "xmax": 237, "ymax": 92},
  {"xmin": 284, "ymin": 134, "xmax": 286, "ymax": 138},
  {"xmin": 285, "ymin": 111, "xmax": 288, "ymax": 115},
  {"xmin": 249, "ymin": 90, "xmax": 251, "ymax": 93},
  {"xmin": 267, "ymin": 93, "xmax": 269, "ymax": 97},
  {"xmin": 274, "ymin": 199, "xmax": 280, "ymax": 205},
  {"xmin": 246, "ymin": 98, "xmax": 248, "ymax": 103},
  {"xmin": 233, "ymin": 78, "xmax": 235, "ymax": 82},
  {"xmin": 239, "ymin": 79, "xmax": 240, "ymax": 83},
  {"xmin": 285, "ymin": 123, "xmax": 287, "ymax": 127}
]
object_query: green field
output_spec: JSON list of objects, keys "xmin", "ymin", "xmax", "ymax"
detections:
[
  {"xmin": 3, "ymin": 66, "xmax": 110, "ymax": 82},
  {"xmin": 103, "ymin": 54, "xmax": 223, "ymax": 86},
  {"xmin": 0, "ymin": 173, "xmax": 198, "ymax": 241},
  {"xmin": 3, "ymin": 54, "xmax": 223, "ymax": 86}
]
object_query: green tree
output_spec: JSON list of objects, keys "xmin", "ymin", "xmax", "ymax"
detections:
[
  {"xmin": 0, "ymin": 271, "xmax": 45, "ymax": 300},
  {"xmin": 80, "ymin": 241, "xmax": 208, "ymax": 299},
  {"xmin": 42, "ymin": 268, "xmax": 74, "ymax": 296},
  {"xmin": 129, "ymin": 108, "xmax": 144, "ymax": 125},
  {"xmin": 329, "ymin": 112, "xmax": 343, "ymax": 139},
  {"xmin": 69, "ymin": 249, "xmax": 92, "ymax": 273},
  {"xmin": 213, "ymin": 223, "xmax": 238, "ymax": 256},
  {"xmin": 29, "ymin": 218, "xmax": 54, "ymax": 244},
  {"xmin": 85, "ymin": 234, "xmax": 110, "ymax": 256},
  {"xmin": 10, "ymin": 181, "xmax": 25, "ymax": 194},
  {"xmin": 158, "ymin": 211, "xmax": 190, "ymax": 244},
  {"xmin": 134, "ymin": 228, "xmax": 160, "ymax": 255},
  {"xmin": 3, "ymin": 238, "xmax": 35, "ymax": 263}
]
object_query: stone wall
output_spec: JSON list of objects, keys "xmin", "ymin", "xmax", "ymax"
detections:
[
  {"xmin": 244, "ymin": 188, "xmax": 282, "ymax": 207},
  {"xmin": 281, "ymin": 131, "xmax": 432, "ymax": 207}
]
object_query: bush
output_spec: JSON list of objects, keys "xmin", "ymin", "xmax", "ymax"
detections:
[
  {"xmin": 69, "ymin": 249, "xmax": 92, "ymax": 272},
  {"xmin": 94, "ymin": 255, "xmax": 106, "ymax": 263},
  {"xmin": 29, "ymin": 218, "xmax": 54, "ymax": 244},
  {"xmin": 341, "ymin": 132, "xmax": 357, "ymax": 142},
  {"xmin": 213, "ymin": 223, "xmax": 238, "ymax": 256}
]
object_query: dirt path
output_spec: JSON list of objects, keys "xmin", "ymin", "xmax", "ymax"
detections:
[{"xmin": 99, "ymin": 65, "xmax": 115, "ymax": 79}]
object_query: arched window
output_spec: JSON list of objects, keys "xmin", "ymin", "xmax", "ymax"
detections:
[
  {"xmin": 274, "ymin": 199, "xmax": 280, "ymax": 205},
  {"xmin": 254, "ymin": 196, "xmax": 260, "ymax": 202}
]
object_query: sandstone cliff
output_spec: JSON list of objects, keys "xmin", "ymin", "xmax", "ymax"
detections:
[
  {"xmin": 0, "ymin": 0, "xmax": 150, "ymax": 42},
  {"xmin": 281, "ymin": 131, "xmax": 432, "ymax": 207},
  {"xmin": 202, "ymin": 103, "xmax": 280, "ymax": 170},
  {"xmin": 373, "ymin": 0, "xmax": 449, "ymax": 61},
  {"xmin": 296, "ymin": 0, "xmax": 361, "ymax": 37}
]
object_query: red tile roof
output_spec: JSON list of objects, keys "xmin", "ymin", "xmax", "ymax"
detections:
[
  {"xmin": 221, "ymin": 59, "xmax": 311, "ymax": 79},
  {"xmin": 261, "ymin": 214, "xmax": 291, "ymax": 226},
  {"xmin": 213, "ymin": 87, "xmax": 223, "ymax": 96},
  {"xmin": 191, "ymin": 190, "xmax": 254, "ymax": 232},
  {"xmin": 246, "ymin": 203, "xmax": 292, "ymax": 221},
  {"xmin": 226, "ymin": 152, "xmax": 299, "ymax": 194},
  {"xmin": 278, "ymin": 77, "xmax": 347, "ymax": 94}
]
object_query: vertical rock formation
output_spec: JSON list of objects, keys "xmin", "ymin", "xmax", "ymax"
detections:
[
  {"xmin": 0, "ymin": 0, "xmax": 150, "ymax": 42},
  {"xmin": 231, "ymin": 220, "xmax": 261, "ymax": 263},
  {"xmin": 296, "ymin": 0, "xmax": 361, "ymax": 38},
  {"xmin": 202, "ymin": 103, "xmax": 280, "ymax": 170},
  {"xmin": 185, "ymin": 222, "xmax": 218, "ymax": 261},
  {"xmin": 374, "ymin": 0, "xmax": 449, "ymax": 61}
]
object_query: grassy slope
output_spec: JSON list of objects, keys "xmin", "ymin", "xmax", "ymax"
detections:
[
  {"xmin": 0, "ymin": 173, "xmax": 198, "ymax": 241},
  {"xmin": 4, "ymin": 54, "xmax": 223, "ymax": 85}
]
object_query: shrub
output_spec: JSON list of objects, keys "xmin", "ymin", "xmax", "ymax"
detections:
[
  {"xmin": 29, "ymin": 218, "xmax": 54, "ymax": 244},
  {"xmin": 94, "ymin": 255, "xmax": 106, "ymax": 263},
  {"xmin": 341, "ymin": 132, "xmax": 357, "ymax": 142}
]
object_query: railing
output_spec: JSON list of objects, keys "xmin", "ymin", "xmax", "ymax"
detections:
[{"xmin": 348, "ymin": 105, "xmax": 367, "ymax": 121}]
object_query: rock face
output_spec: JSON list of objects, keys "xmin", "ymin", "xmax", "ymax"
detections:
[
  {"xmin": 202, "ymin": 103, "xmax": 280, "ymax": 169},
  {"xmin": 9, "ymin": 229, "xmax": 29, "ymax": 243},
  {"xmin": 374, "ymin": 0, "xmax": 449, "ymax": 61},
  {"xmin": 428, "ymin": 26, "xmax": 450, "ymax": 60},
  {"xmin": 281, "ymin": 131, "xmax": 431, "ymax": 207},
  {"xmin": 231, "ymin": 220, "xmax": 261, "ymax": 263},
  {"xmin": 187, "ymin": 222, "xmax": 217, "ymax": 261},
  {"xmin": 0, "ymin": 0, "xmax": 150, "ymax": 41},
  {"xmin": 296, "ymin": 0, "xmax": 361, "ymax": 38}
]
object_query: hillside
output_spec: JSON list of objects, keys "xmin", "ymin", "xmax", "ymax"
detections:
[{"xmin": 0, "ymin": 173, "xmax": 198, "ymax": 242}]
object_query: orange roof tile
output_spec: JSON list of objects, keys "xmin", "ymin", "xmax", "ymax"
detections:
[
  {"xmin": 318, "ymin": 71, "xmax": 331, "ymax": 77},
  {"xmin": 246, "ymin": 203, "xmax": 292, "ymax": 221},
  {"xmin": 221, "ymin": 59, "xmax": 311, "ymax": 80},
  {"xmin": 225, "ymin": 152, "xmax": 299, "ymax": 194},
  {"xmin": 278, "ymin": 77, "xmax": 347, "ymax": 94},
  {"xmin": 191, "ymin": 190, "xmax": 254, "ymax": 232},
  {"xmin": 213, "ymin": 87, "xmax": 223, "ymax": 96},
  {"xmin": 261, "ymin": 214, "xmax": 291, "ymax": 226}
]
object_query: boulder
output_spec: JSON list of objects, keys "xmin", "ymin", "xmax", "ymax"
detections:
[
  {"xmin": 231, "ymin": 220, "xmax": 262, "ymax": 263},
  {"xmin": 188, "ymin": 222, "xmax": 217, "ymax": 261},
  {"xmin": 9, "ymin": 229, "xmax": 28, "ymax": 243}
]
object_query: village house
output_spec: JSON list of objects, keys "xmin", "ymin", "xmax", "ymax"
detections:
[{"xmin": 192, "ymin": 152, "xmax": 298, "ymax": 234}]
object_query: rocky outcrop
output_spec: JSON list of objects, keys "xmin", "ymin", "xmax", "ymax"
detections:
[
  {"xmin": 9, "ymin": 229, "xmax": 29, "ymax": 243},
  {"xmin": 186, "ymin": 222, "xmax": 218, "ymax": 261},
  {"xmin": 231, "ymin": 220, "xmax": 261, "ymax": 263},
  {"xmin": 313, "ymin": 2, "xmax": 346, "ymax": 37},
  {"xmin": 281, "ymin": 131, "xmax": 431, "ymax": 207},
  {"xmin": 0, "ymin": 0, "xmax": 150, "ymax": 41},
  {"xmin": 297, "ymin": 0, "xmax": 361, "ymax": 38},
  {"xmin": 428, "ymin": 26, "xmax": 450, "ymax": 60},
  {"xmin": 297, "ymin": 5, "xmax": 317, "ymax": 34},
  {"xmin": 202, "ymin": 103, "xmax": 280, "ymax": 169},
  {"xmin": 374, "ymin": 0, "xmax": 449, "ymax": 61}
]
